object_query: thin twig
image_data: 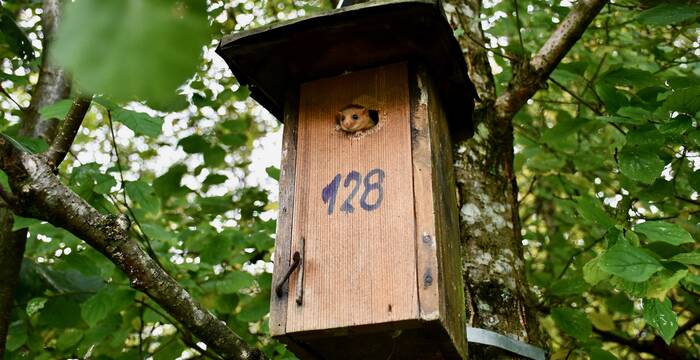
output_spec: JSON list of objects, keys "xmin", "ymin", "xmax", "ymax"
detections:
[
  {"xmin": 106, "ymin": 111, "xmax": 165, "ymax": 269},
  {"xmin": 45, "ymin": 96, "xmax": 92, "ymax": 168},
  {"xmin": 582, "ymin": 52, "xmax": 608, "ymax": 103},
  {"xmin": 557, "ymin": 236, "xmax": 605, "ymax": 280},
  {"xmin": 136, "ymin": 299, "xmax": 224, "ymax": 360},
  {"xmin": 0, "ymin": 84, "xmax": 24, "ymax": 111},
  {"xmin": 549, "ymin": 77, "xmax": 602, "ymax": 115},
  {"xmin": 676, "ymin": 196, "xmax": 700, "ymax": 207},
  {"xmin": 513, "ymin": 0, "xmax": 525, "ymax": 55},
  {"xmin": 518, "ymin": 175, "xmax": 537, "ymax": 203}
]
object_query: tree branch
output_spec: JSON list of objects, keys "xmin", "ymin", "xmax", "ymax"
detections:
[
  {"xmin": 0, "ymin": 140, "xmax": 265, "ymax": 360},
  {"xmin": 593, "ymin": 327, "xmax": 694, "ymax": 360},
  {"xmin": 19, "ymin": 0, "xmax": 71, "ymax": 142},
  {"xmin": 44, "ymin": 96, "xmax": 92, "ymax": 168},
  {"xmin": 0, "ymin": 1, "xmax": 70, "ymax": 356},
  {"xmin": 495, "ymin": 0, "xmax": 608, "ymax": 119}
]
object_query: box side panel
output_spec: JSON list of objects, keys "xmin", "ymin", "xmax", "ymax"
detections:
[
  {"xmin": 422, "ymin": 68, "xmax": 468, "ymax": 359},
  {"xmin": 287, "ymin": 62, "xmax": 419, "ymax": 333},
  {"xmin": 270, "ymin": 88, "xmax": 300, "ymax": 336},
  {"xmin": 409, "ymin": 66, "xmax": 441, "ymax": 321}
]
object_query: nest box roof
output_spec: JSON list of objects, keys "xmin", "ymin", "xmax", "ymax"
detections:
[{"xmin": 216, "ymin": 0, "xmax": 477, "ymax": 138}]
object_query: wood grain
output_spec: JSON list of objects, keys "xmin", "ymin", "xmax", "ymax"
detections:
[
  {"xmin": 270, "ymin": 87, "xmax": 300, "ymax": 337},
  {"xmin": 423, "ymin": 68, "xmax": 468, "ymax": 359},
  {"xmin": 286, "ymin": 62, "xmax": 418, "ymax": 333},
  {"xmin": 410, "ymin": 67, "xmax": 441, "ymax": 321}
]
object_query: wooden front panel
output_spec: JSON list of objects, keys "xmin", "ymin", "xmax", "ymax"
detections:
[{"xmin": 286, "ymin": 63, "xmax": 418, "ymax": 333}]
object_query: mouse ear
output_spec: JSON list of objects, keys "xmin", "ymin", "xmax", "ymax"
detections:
[
  {"xmin": 361, "ymin": 107, "xmax": 369, "ymax": 115},
  {"xmin": 335, "ymin": 112, "xmax": 343, "ymax": 124}
]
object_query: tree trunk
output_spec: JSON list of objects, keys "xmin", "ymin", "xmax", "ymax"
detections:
[
  {"xmin": 0, "ymin": 0, "xmax": 69, "ymax": 355},
  {"xmin": 443, "ymin": 0, "xmax": 607, "ymax": 357}
]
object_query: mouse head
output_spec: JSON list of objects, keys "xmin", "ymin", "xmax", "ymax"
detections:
[{"xmin": 336, "ymin": 104, "xmax": 374, "ymax": 133}]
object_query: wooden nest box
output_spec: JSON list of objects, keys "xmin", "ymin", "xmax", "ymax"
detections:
[{"xmin": 216, "ymin": 1, "xmax": 476, "ymax": 358}]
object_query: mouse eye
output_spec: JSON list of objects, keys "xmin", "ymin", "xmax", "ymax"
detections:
[{"xmin": 351, "ymin": 114, "xmax": 359, "ymax": 120}]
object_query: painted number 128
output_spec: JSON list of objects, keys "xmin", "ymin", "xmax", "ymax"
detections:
[{"xmin": 321, "ymin": 168, "xmax": 386, "ymax": 215}]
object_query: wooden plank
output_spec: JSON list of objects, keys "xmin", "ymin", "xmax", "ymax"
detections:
[
  {"xmin": 410, "ymin": 65, "xmax": 440, "ymax": 321},
  {"xmin": 286, "ymin": 62, "xmax": 418, "ymax": 333},
  {"xmin": 270, "ymin": 87, "xmax": 300, "ymax": 337},
  {"xmin": 422, "ymin": 67, "xmax": 468, "ymax": 359}
]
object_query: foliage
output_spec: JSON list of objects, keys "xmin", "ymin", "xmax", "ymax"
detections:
[
  {"xmin": 493, "ymin": 0, "xmax": 700, "ymax": 358},
  {"xmin": 0, "ymin": 0, "xmax": 698, "ymax": 359},
  {"xmin": 0, "ymin": 0, "xmax": 329, "ymax": 358}
]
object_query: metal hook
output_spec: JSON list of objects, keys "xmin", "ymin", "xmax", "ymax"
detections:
[
  {"xmin": 275, "ymin": 250, "xmax": 300, "ymax": 297},
  {"xmin": 275, "ymin": 237, "xmax": 306, "ymax": 304}
]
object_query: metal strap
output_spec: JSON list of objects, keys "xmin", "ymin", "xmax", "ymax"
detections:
[{"xmin": 466, "ymin": 327, "xmax": 546, "ymax": 360}]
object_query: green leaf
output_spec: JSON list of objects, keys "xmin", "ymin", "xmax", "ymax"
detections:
[
  {"xmin": 618, "ymin": 146, "xmax": 664, "ymax": 184},
  {"xmin": 238, "ymin": 293, "xmax": 270, "ymax": 322},
  {"xmin": 81, "ymin": 288, "xmax": 133, "ymax": 327},
  {"xmin": 670, "ymin": 251, "xmax": 700, "ymax": 265},
  {"xmin": 658, "ymin": 115, "xmax": 692, "ymax": 135},
  {"xmin": 551, "ymin": 308, "xmax": 592, "ymax": 341},
  {"xmin": 93, "ymin": 174, "xmax": 117, "ymax": 194},
  {"xmin": 549, "ymin": 277, "xmax": 588, "ymax": 296},
  {"xmin": 26, "ymin": 297, "xmax": 47, "ymax": 316},
  {"xmin": 583, "ymin": 256, "xmax": 610, "ymax": 285},
  {"xmin": 637, "ymin": 4, "xmax": 700, "ymax": 26},
  {"xmin": 55, "ymin": 328, "xmax": 83, "ymax": 351},
  {"xmin": 220, "ymin": 133, "xmax": 248, "ymax": 147},
  {"xmin": 38, "ymin": 99, "xmax": 74, "ymax": 120},
  {"xmin": 577, "ymin": 196, "xmax": 615, "ymax": 229},
  {"xmin": 12, "ymin": 215, "xmax": 39, "ymax": 231},
  {"xmin": 153, "ymin": 337, "xmax": 185, "ymax": 360},
  {"xmin": 0, "ymin": 9, "xmax": 35, "ymax": 60},
  {"xmin": 643, "ymin": 298, "xmax": 678, "ymax": 345},
  {"xmin": 645, "ymin": 269, "xmax": 688, "ymax": 300},
  {"xmin": 0, "ymin": 169, "xmax": 8, "ymax": 190},
  {"xmin": 179, "ymin": 135, "xmax": 210, "ymax": 153},
  {"xmin": 5, "ymin": 322, "xmax": 27, "ymax": 352},
  {"xmin": 221, "ymin": 119, "xmax": 249, "ymax": 133},
  {"xmin": 203, "ymin": 174, "xmax": 228, "ymax": 186},
  {"xmin": 616, "ymin": 107, "xmax": 651, "ymax": 122},
  {"xmin": 153, "ymin": 164, "xmax": 187, "ymax": 199},
  {"xmin": 662, "ymin": 86, "xmax": 700, "ymax": 115},
  {"xmin": 587, "ymin": 347, "xmax": 617, "ymax": 360},
  {"xmin": 600, "ymin": 67, "xmax": 656, "ymax": 88},
  {"xmin": 81, "ymin": 291, "xmax": 112, "ymax": 327},
  {"xmin": 216, "ymin": 272, "xmax": 255, "ymax": 294},
  {"xmin": 204, "ymin": 145, "xmax": 226, "ymax": 167},
  {"xmin": 39, "ymin": 297, "xmax": 82, "ymax": 328},
  {"xmin": 233, "ymin": 85, "xmax": 250, "ymax": 101},
  {"xmin": 599, "ymin": 242, "xmax": 663, "ymax": 282},
  {"xmin": 2, "ymin": 134, "xmax": 49, "ymax": 154},
  {"xmin": 112, "ymin": 108, "xmax": 163, "ymax": 137},
  {"xmin": 596, "ymin": 84, "xmax": 628, "ymax": 113},
  {"xmin": 606, "ymin": 294, "xmax": 634, "ymax": 315},
  {"xmin": 53, "ymin": 0, "xmax": 209, "ymax": 107},
  {"xmin": 200, "ymin": 235, "xmax": 233, "ymax": 264},
  {"xmin": 125, "ymin": 180, "xmax": 160, "ymax": 214},
  {"xmin": 265, "ymin": 166, "xmax": 280, "ymax": 181},
  {"xmin": 634, "ymin": 221, "xmax": 694, "ymax": 246}
]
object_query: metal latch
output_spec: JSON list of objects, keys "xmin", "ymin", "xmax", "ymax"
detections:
[{"xmin": 275, "ymin": 237, "xmax": 305, "ymax": 305}]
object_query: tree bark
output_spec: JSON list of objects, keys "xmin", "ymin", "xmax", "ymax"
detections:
[
  {"xmin": 443, "ymin": 0, "xmax": 607, "ymax": 358},
  {"xmin": 0, "ymin": 0, "xmax": 69, "ymax": 356},
  {"xmin": 0, "ymin": 141, "xmax": 264, "ymax": 360}
]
